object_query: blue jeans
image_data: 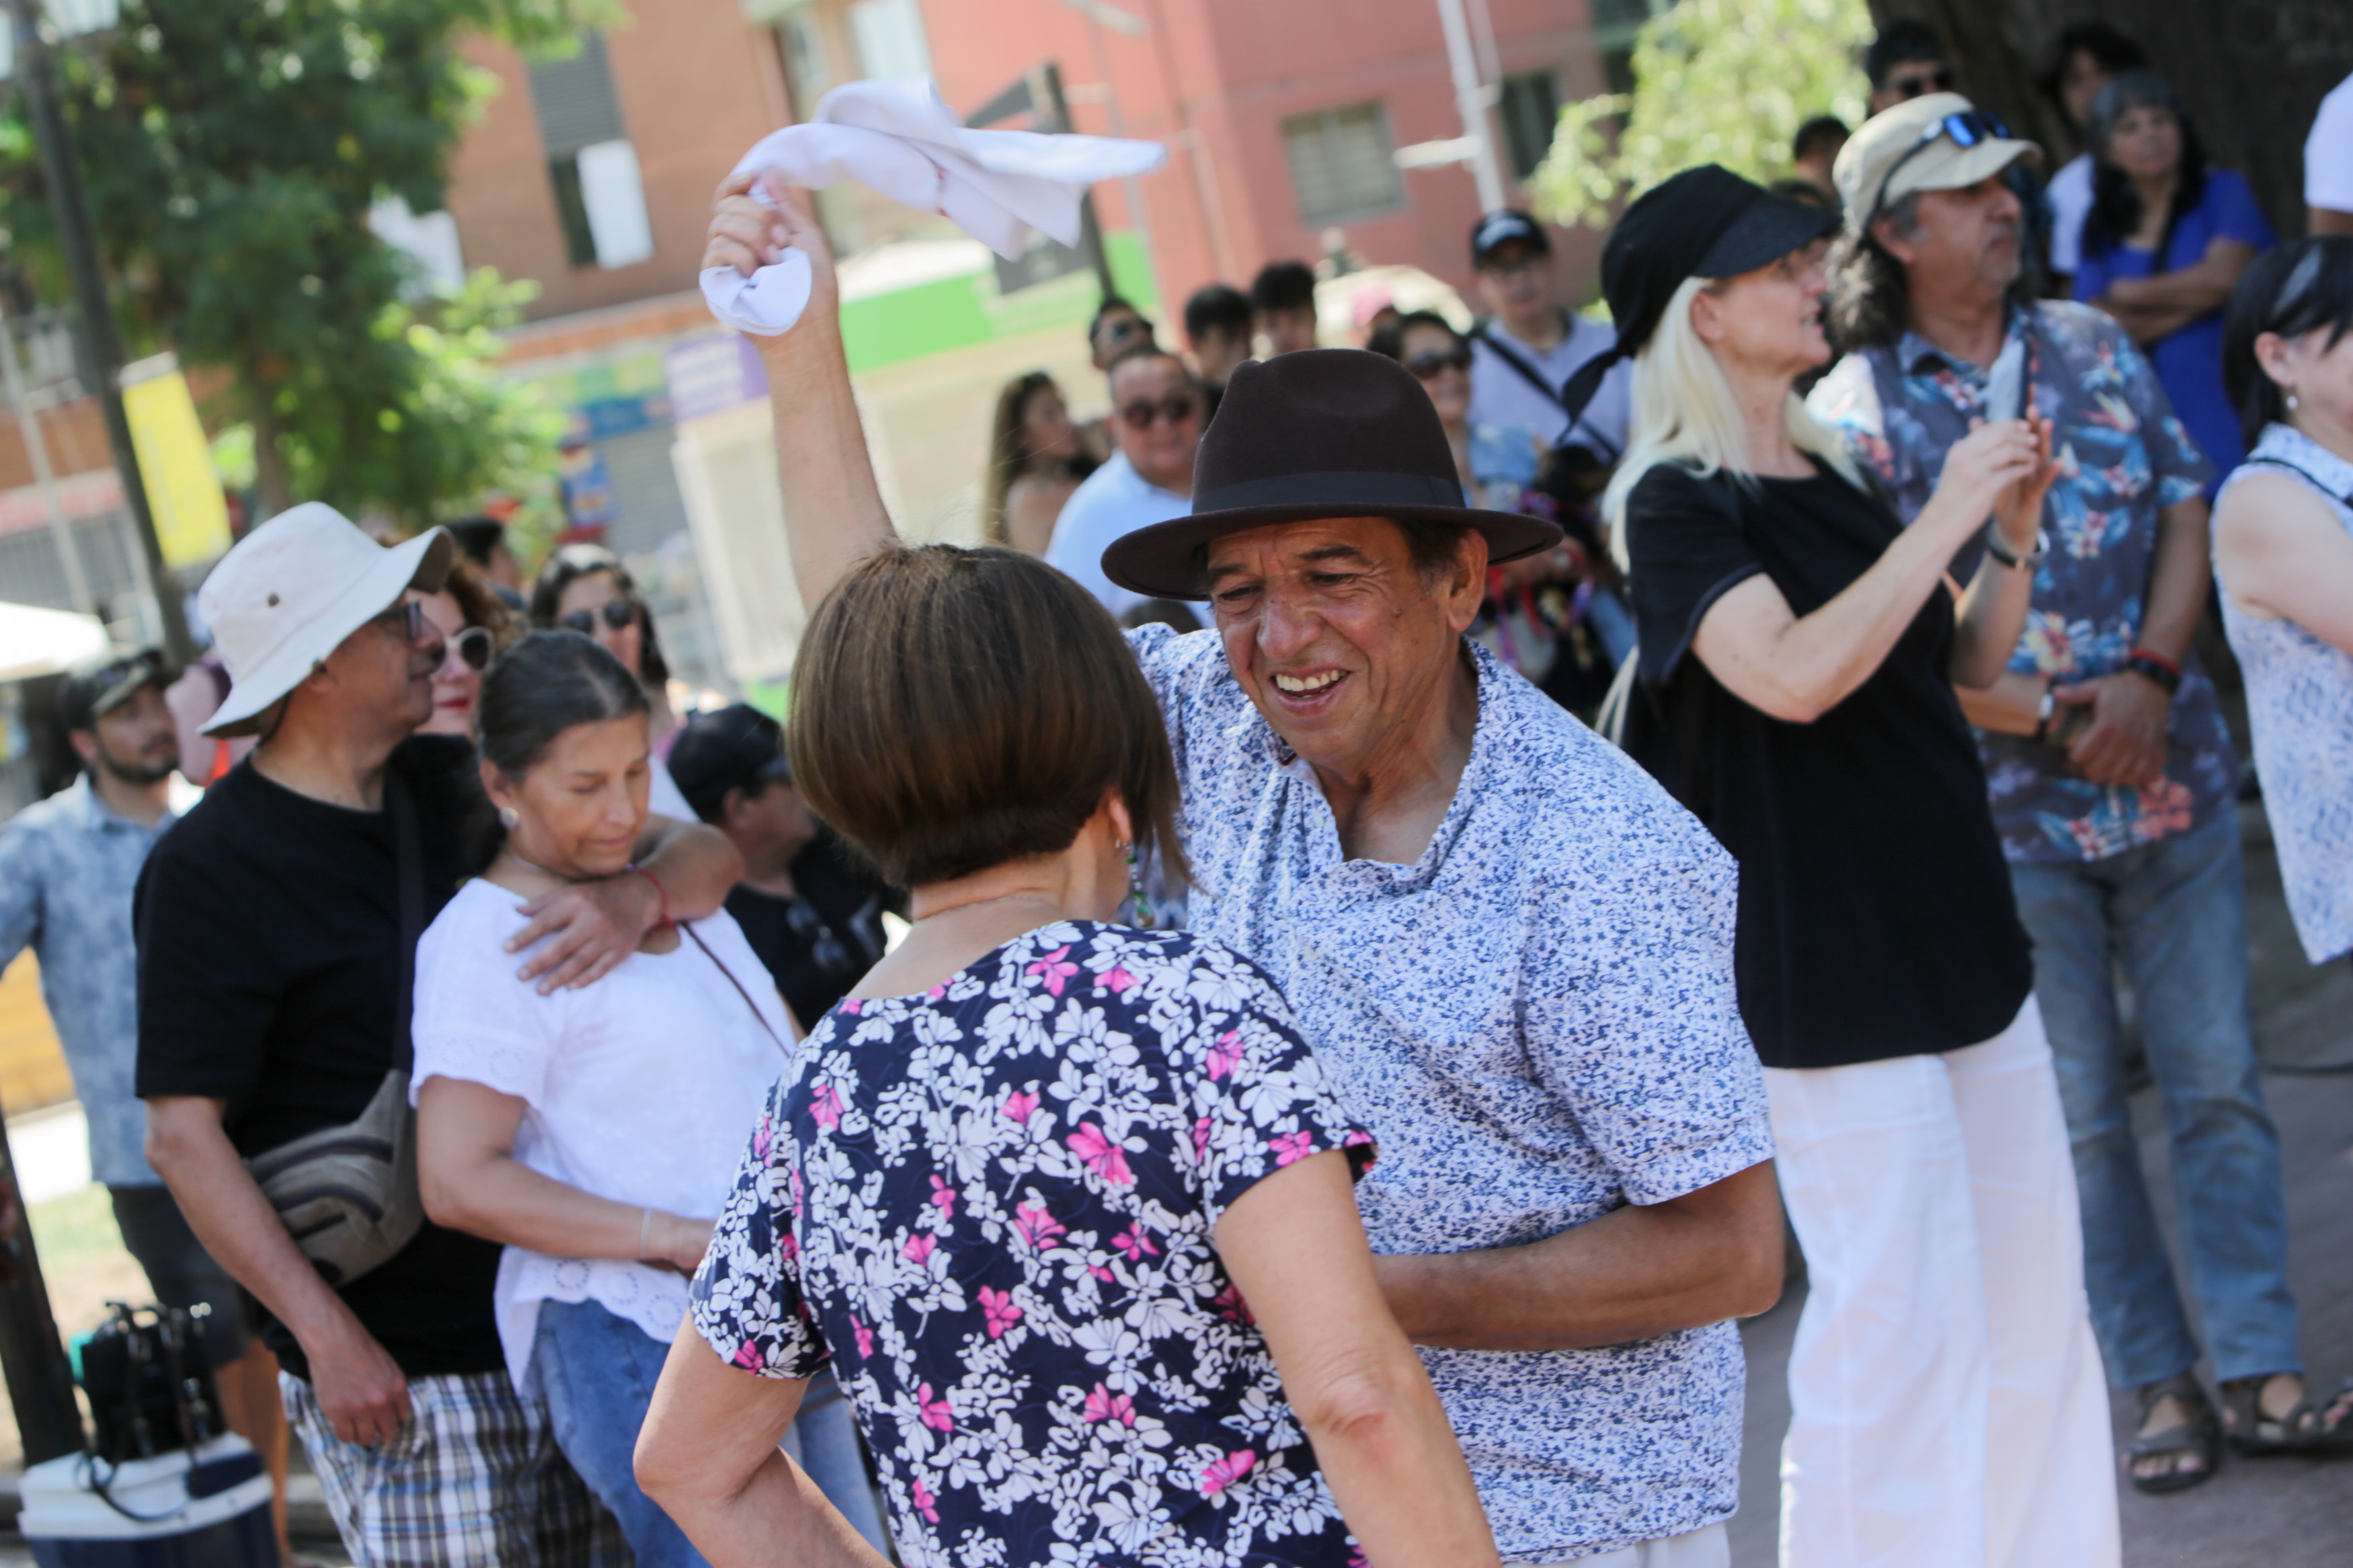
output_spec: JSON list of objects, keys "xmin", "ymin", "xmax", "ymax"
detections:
[
  {"xmin": 533, "ymin": 1301, "xmax": 889, "ymax": 1563},
  {"xmin": 2008, "ymin": 811, "xmax": 2301, "ymax": 1390}
]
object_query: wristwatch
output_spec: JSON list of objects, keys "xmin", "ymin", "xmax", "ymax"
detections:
[{"xmin": 1985, "ymin": 528, "xmax": 2049, "ymax": 571}]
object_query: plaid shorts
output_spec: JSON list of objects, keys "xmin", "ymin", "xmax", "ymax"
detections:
[{"xmin": 282, "ymin": 1368, "xmax": 629, "ymax": 1568}]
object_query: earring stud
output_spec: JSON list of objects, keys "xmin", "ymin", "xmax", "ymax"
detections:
[{"xmin": 499, "ymin": 806, "xmax": 519, "ymax": 829}]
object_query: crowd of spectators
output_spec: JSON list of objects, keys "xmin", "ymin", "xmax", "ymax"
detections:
[{"xmin": 2, "ymin": 20, "xmax": 2352, "ymax": 1568}]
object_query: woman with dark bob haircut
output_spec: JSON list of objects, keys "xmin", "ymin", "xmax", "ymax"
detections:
[{"xmin": 633, "ymin": 542, "xmax": 1499, "ymax": 1567}]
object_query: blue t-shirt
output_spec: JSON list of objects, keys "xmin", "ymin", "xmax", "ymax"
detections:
[{"xmin": 2075, "ymin": 167, "xmax": 2274, "ymax": 493}]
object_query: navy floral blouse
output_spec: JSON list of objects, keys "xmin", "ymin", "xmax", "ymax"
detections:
[{"xmin": 690, "ymin": 922, "xmax": 1378, "ymax": 1568}]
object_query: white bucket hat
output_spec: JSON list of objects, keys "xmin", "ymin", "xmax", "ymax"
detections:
[{"xmin": 198, "ymin": 503, "xmax": 454, "ymax": 737}]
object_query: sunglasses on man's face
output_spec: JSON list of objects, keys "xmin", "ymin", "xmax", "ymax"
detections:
[
  {"xmin": 372, "ymin": 599, "xmax": 428, "ymax": 643},
  {"xmin": 560, "ymin": 600, "xmax": 638, "ymax": 636},
  {"xmin": 1888, "ymin": 65, "xmax": 1956, "ymax": 99},
  {"xmin": 1118, "ymin": 394, "xmax": 1197, "ymax": 429},
  {"xmin": 1407, "ymin": 344, "xmax": 1473, "ymax": 380}
]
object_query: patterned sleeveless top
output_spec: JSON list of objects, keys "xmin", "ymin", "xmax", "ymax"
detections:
[{"xmin": 2215, "ymin": 425, "xmax": 2353, "ymax": 963}]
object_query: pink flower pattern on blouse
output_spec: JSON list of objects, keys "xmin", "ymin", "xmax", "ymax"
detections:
[{"xmin": 691, "ymin": 923, "xmax": 1376, "ymax": 1567}]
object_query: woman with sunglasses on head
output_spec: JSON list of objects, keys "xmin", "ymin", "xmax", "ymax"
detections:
[
  {"xmin": 1600, "ymin": 166, "xmax": 2118, "ymax": 1565},
  {"xmin": 417, "ymin": 558, "xmax": 516, "ymax": 739},
  {"xmin": 2076, "ymin": 72, "xmax": 2274, "ymax": 494},
  {"xmin": 411, "ymin": 631, "xmax": 889, "ymax": 1568},
  {"xmin": 530, "ymin": 544, "xmax": 697, "ymax": 821}
]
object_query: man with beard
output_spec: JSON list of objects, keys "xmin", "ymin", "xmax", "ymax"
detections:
[{"xmin": 0, "ymin": 649, "xmax": 298, "ymax": 1563}]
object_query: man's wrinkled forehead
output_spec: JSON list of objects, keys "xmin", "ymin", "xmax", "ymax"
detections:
[{"xmin": 1201, "ymin": 515, "xmax": 1408, "ymax": 585}]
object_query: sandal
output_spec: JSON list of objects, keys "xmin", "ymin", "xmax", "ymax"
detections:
[
  {"xmin": 2127, "ymin": 1373, "xmax": 2222, "ymax": 1493},
  {"xmin": 2222, "ymin": 1372, "xmax": 2353, "ymax": 1456}
]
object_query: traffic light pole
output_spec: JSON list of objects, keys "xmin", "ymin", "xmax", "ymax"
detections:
[{"xmin": 7, "ymin": 0, "xmax": 194, "ymax": 664}]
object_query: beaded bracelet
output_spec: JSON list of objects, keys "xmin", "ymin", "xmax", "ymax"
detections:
[{"xmin": 627, "ymin": 862, "xmax": 674, "ymax": 928}]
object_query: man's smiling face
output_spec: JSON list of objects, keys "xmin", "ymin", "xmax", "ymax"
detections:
[{"xmin": 1203, "ymin": 515, "xmax": 1485, "ymax": 780}]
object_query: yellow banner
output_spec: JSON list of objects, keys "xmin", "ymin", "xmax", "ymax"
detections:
[{"xmin": 121, "ymin": 366, "xmax": 233, "ymax": 569}]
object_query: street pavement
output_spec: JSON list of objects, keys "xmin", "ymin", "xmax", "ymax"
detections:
[{"xmin": 1730, "ymin": 802, "xmax": 2353, "ymax": 1567}]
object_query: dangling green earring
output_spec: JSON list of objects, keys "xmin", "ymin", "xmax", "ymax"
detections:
[{"xmin": 1126, "ymin": 844, "xmax": 1154, "ymax": 930}]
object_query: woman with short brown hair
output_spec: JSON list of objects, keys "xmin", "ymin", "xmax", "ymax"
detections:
[{"xmin": 635, "ymin": 539, "xmax": 1498, "ymax": 1568}]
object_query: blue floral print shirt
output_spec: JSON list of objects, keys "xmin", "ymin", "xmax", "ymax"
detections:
[
  {"xmin": 691, "ymin": 923, "xmax": 1380, "ymax": 1568},
  {"xmin": 1128, "ymin": 626, "xmax": 1771, "ymax": 1563},
  {"xmin": 1810, "ymin": 301, "xmax": 2237, "ymax": 864}
]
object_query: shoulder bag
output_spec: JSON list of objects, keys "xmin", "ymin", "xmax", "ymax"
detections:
[{"xmin": 239, "ymin": 772, "xmax": 426, "ymax": 1288}]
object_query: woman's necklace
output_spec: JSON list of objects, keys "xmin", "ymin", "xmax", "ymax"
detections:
[
  {"xmin": 504, "ymin": 848, "xmax": 573, "ymax": 883},
  {"xmin": 912, "ymin": 891, "xmax": 1063, "ymax": 926}
]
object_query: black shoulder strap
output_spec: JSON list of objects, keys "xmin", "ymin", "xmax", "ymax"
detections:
[
  {"xmin": 385, "ymin": 770, "xmax": 423, "ymax": 1074},
  {"xmin": 2243, "ymin": 454, "xmax": 2353, "ymax": 507},
  {"xmin": 1472, "ymin": 317, "xmax": 1625, "ymax": 462}
]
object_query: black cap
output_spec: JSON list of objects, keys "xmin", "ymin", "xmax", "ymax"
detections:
[
  {"xmin": 57, "ymin": 647, "xmax": 173, "ymax": 734},
  {"xmin": 1556, "ymin": 165, "xmax": 1840, "ymax": 427},
  {"xmin": 1470, "ymin": 209, "xmax": 1551, "ymax": 266},
  {"xmin": 666, "ymin": 703, "xmax": 791, "ymax": 824}
]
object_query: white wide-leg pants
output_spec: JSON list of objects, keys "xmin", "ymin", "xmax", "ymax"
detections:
[{"xmin": 1765, "ymin": 997, "xmax": 2119, "ymax": 1568}]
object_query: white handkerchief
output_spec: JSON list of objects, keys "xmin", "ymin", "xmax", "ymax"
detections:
[{"xmin": 701, "ymin": 77, "xmax": 1167, "ymax": 337}]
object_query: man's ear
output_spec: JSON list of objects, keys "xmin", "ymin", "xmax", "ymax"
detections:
[
  {"xmin": 1870, "ymin": 212, "xmax": 1919, "ymax": 268},
  {"xmin": 1445, "ymin": 530, "xmax": 1492, "ymax": 634},
  {"xmin": 67, "ymin": 729, "xmax": 98, "ymax": 769}
]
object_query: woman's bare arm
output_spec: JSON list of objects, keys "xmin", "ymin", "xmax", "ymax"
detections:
[
  {"xmin": 416, "ymin": 1077, "xmax": 713, "ymax": 1271},
  {"xmin": 2214, "ymin": 468, "xmax": 2353, "ymax": 653},
  {"xmin": 637, "ymin": 1328, "xmax": 888, "ymax": 1568},
  {"xmin": 704, "ymin": 171, "xmax": 900, "ymax": 612},
  {"xmin": 1215, "ymin": 1151, "xmax": 1500, "ymax": 1568},
  {"xmin": 1691, "ymin": 419, "xmax": 2044, "ymax": 722},
  {"xmin": 1948, "ymin": 416, "xmax": 2058, "ymax": 688}
]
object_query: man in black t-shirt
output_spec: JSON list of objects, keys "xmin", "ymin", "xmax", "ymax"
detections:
[
  {"xmin": 668, "ymin": 704, "xmax": 890, "ymax": 1028},
  {"xmin": 137, "ymin": 503, "xmax": 744, "ymax": 1567}
]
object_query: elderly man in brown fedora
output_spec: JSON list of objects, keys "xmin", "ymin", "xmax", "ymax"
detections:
[{"xmin": 705, "ymin": 179, "xmax": 1781, "ymax": 1567}]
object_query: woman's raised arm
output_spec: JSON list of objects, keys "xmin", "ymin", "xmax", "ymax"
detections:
[{"xmin": 704, "ymin": 171, "xmax": 900, "ymax": 610}]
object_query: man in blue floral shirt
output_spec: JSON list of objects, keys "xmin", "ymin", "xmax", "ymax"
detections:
[{"xmin": 1811, "ymin": 93, "xmax": 2317, "ymax": 1492}]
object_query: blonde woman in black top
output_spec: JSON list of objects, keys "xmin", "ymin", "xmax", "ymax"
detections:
[{"xmin": 1579, "ymin": 167, "xmax": 2117, "ymax": 1567}]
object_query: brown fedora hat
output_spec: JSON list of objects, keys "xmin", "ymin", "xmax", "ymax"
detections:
[{"xmin": 1101, "ymin": 348, "xmax": 1561, "ymax": 600}]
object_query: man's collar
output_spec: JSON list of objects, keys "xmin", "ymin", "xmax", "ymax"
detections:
[
  {"xmin": 69, "ymin": 774, "xmax": 141, "ymax": 833},
  {"xmin": 1898, "ymin": 300, "xmax": 2029, "ymax": 378}
]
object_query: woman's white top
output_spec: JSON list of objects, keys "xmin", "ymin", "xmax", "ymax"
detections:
[
  {"xmin": 2215, "ymin": 424, "xmax": 2353, "ymax": 963},
  {"xmin": 412, "ymin": 878, "xmax": 793, "ymax": 1391}
]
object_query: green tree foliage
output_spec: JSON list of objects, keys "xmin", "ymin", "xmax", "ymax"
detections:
[
  {"xmin": 1529, "ymin": 0, "xmax": 1874, "ymax": 229},
  {"xmin": 0, "ymin": 0, "xmax": 610, "ymax": 527}
]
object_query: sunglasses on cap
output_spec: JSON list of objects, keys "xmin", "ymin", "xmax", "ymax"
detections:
[
  {"xmin": 1406, "ymin": 344, "xmax": 1473, "ymax": 379},
  {"xmin": 1867, "ymin": 108, "xmax": 2013, "ymax": 226},
  {"xmin": 442, "ymin": 626, "xmax": 495, "ymax": 672},
  {"xmin": 560, "ymin": 599, "xmax": 639, "ymax": 635},
  {"xmin": 1887, "ymin": 65, "xmax": 1956, "ymax": 99},
  {"xmin": 1117, "ymin": 393, "xmax": 1197, "ymax": 429},
  {"xmin": 73, "ymin": 650, "xmax": 169, "ymax": 718}
]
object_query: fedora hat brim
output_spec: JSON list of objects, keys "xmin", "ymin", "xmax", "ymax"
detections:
[{"xmin": 1102, "ymin": 496, "xmax": 1561, "ymax": 602}]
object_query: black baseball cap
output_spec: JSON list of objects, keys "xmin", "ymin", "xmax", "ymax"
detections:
[
  {"xmin": 1471, "ymin": 210, "xmax": 1552, "ymax": 267},
  {"xmin": 58, "ymin": 647, "xmax": 173, "ymax": 735},
  {"xmin": 666, "ymin": 702, "xmax": 791, "ymax": 824},
  {"xmin": 1556, "ymin": 165, "xmax": 1840, "ymax": 427}
]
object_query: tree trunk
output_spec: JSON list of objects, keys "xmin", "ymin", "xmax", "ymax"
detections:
[
  {"xmin": 249, "ymin": 385, "xmax": 294, "ymax": 522},
  {"xmin": 1867, "ymin": 0, "xmax": 2353, "ymax": 238}
]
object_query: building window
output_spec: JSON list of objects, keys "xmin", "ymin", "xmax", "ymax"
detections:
[
  {"xmin": 1497, "ymin": 71, "xmax": 1561, "ymax": 181},
  {"xmin": 848, "ymin": 0, "xmax": 931, "ymax": 79},
  {"xmin": 368, "ymin": 197, "xmax": 466, "ymax": 294},
  {"xmin": 1281, "ymin": 102, "xmax": 1404, "ymax": 226},
  {"xmin": 527, "ymin": 33, "xmax": 653, "ymax": 270},
  {"xmin": 777, "ymin": 11, "xmax": 830, "ymax": 112},
  {"xmin": 1593, "ymin": 0, "xmax": 1664, "ymax": 95}
]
